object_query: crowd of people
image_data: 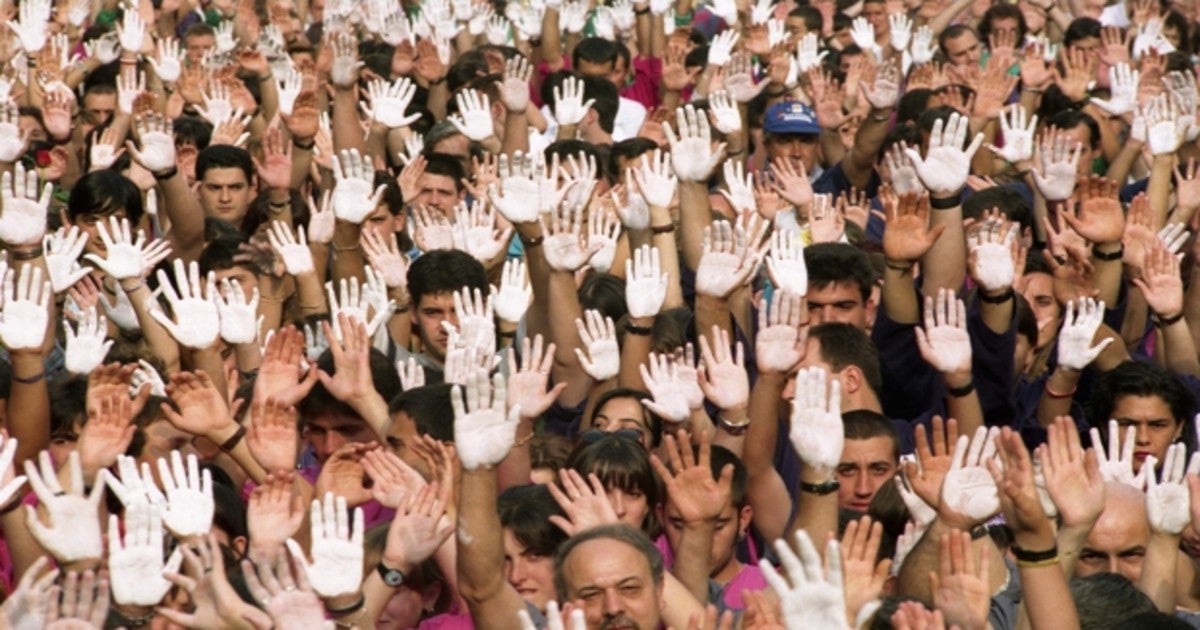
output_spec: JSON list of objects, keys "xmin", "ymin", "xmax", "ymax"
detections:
[{"xmin": 2, "ymin": 0, "xmax": 1200, "ymax": 627}]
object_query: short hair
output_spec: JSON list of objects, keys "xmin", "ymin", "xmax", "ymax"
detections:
[
  {"xmin": 554, "ymin": 525, "xmax": 663, "ymax": 601},
  {"xmin": 572, "ymin": 37, "xmax": 625, "ymax": 70},
  {"xmin": 804, "ymin": 243, "xmax": 875, "ymax": 301},
  {"xmin": 545, "ymin": 140, "xmax": 607, "ymax": 180},
  {"xmin": 1090, "ymin": 361, "xmax": 1196, "ymax": 428},
  {"xmin": 299, "ymin": 347, "xmax": 403, "ymax": 425},
  {"xmin": 406, "ymin": 249, "xmax": 489, "ymax": 306},
  {"xmin": 183, "ymin": 22, "xmax": 215, "ymax": 41},
  {"xmin": 196, "ymin": 145, "xmax": 253, "ymax": 183},
  {"xmin": 424, "ymin": 121, "xmax": 467, "ymax": 152},
  {"xmin": 843, "ymin": 410, "xmax": 899, "ymax": 462},
  {"xmin": 1064, "ymin": 17, "xmax": 1102, "ymax": 48},
  {"xmin": 938, "ymin": 24, "xmax": 978, "ymax": 57},
  {"xmin": 588, "ymin": 387, "xmax": 661, "ymax": 447},
  {"xmin": 897, "ymin": 90, "xmax": 935, "ymax": 125},
  {"xmin": 172, "ymin": 116, "xmax": 213, "ymax": 149},
  {"xmin": 978, "ymin": 3, "xmax": 1027, "ymax": 45},
  {"xmin": 1112, "ymin": 612, "xmax": 1194, "ymax": 630},
  {"xmin": 530, "ymin": 434, "xmax": 573, "ymax": 472},
  {"xmin": 420, "ymin": 152, "xmax": 467, "ymax": 191},
  {"xmin": 1070, "ymin": 573, "xmax": 1157, "ymax": 630},
  {"xmin": 198, "ymin": 235, "xmax": 252, "ymax": 275},
  {"xmin": 809, "ymin": 323, "xmax": 884, "ymax": 396},
  {"xmin": 580, "ymin": 75, "xmax": 619, "ymax": 135},
  {"xmin": 448, "ymin": 50, "xmax": 491, "ymax": 92},
  {"xmin": 1046, "ymin": 109, "xmax": 1101, "ymax": 150},
  {"xmin": 566, "ymin": 435, "xmax": 663, "ymax": 535},
  {"xmin": 787, "ymin": 6, "xmax": 823, "ymax": 33},
  {"xmin": 608, "ymin": 137, "xmax": 658, "ymax": 180},
  {"xmin": 708, "ymin": 445, "xmax": 747, "ymax": 506},
  {"xmin": 498, "ymin": 485, "xmax": 569, "ymax": 557},
  {"xmin": 917, "ymin": 106, "xmax": 959, "ymax": 140},
  {"xmin": 963, "ymin": 185, "xmax": 1033, "ymax": 233},
  {"xmin": 578, "ymin": 272, "xmax": 627, "ymax": 323},
  {"xmin": 388, "ymin": 383, "xmax": 455, "ymax": 442},
  {"xmin": 67, "ymin": 170, "xmax": 145, "ymax": 225}
]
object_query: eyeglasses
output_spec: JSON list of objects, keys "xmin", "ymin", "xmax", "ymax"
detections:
[{"xmin": 579, "ymin": 428, "xmax": 644, "ymax": 444}]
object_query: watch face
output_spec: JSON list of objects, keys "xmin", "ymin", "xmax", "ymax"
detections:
[{"xmin": 383, "ymin": 569, "xmax": 405, "ymax": 587}]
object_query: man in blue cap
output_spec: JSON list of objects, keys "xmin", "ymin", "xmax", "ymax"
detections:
[{"xmin": 762, "ymin": 101, "xmax": 825, "ymax": 181}]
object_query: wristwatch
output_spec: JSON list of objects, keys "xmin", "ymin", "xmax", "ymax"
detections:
[{"xmin": 378, "ymin": 561, "xmax": 406, "ymax": 587}]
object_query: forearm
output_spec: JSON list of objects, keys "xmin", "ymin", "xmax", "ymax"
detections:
[
  {"xmin": 122, "ymin": 282, "xmax": 182, "ymax": 373},
  {"xmin": 1140, "ymin": 533, "xmax": 1182, "ymax": 612},
  {"xmin": 294, "ymin": 270, "xmax": 329, "ymax": 317},
  {"xmin": 1037, "ymin": 367, "xmax": 1081, "ymax": 428},
  {"xmin": 842, "ymin": 108, "xmax": 893, "ymax": 188},
  {"xmin": 496, "ymin": 418, "xmax": 535, "ymax": 490},
  {"xmin": 1149, "ymin": 155, "xmax": 1174, "ymax": 227},
  {"xmin": 671, "ymin": 521, "xmax": 717, "ymax": 603},
  {"xmin": 882, "ymin": 265, "xmax": 920, "ymax": 324},
  {"xmin": 694, "ymin": 295, "xmax": 731, "ymax": 346},
  {"xmin": 648, "ymin": 205, "xmax": 684, "ymax": 309},
  {"xmin": 159, "ymin": 172, "xmax": 206, "ymax": 262},
  {"xmin": 617, "ymin": 315, "xmax": 654, "ymax": 390},
  {"xmin": 1105, "ymin": 138, "xmax": 1144, "ymax": 188},
  {"xmin": 1089, "ymin": 251, "xmax": 1122, "ymax": 307},
  {"xmin": 978, "ymin": 288, "xmax": 1014, "ymax": 334},
  {"xmin": 547, "ymin": 270, "xmax": 589, "ymax": 406},
  {"xmin": 331, "ymin": 221, "xmax": 368, "ymax": 285},
  {"xmin": 921, "ymin": 203, "xmax": 965, "ymax": 298},
  {"xmin": 190, "ymin": 347, "xmax": 230, "ymax": 403},
  {"xmin": 234, "ymin": 342, "xmax": 262, "ymax": 374},
  {"xmin": 678, "ymin": 182, "xmax": 711, "ymax": 270},
  {"xmin": 897, "ymin": 518, "xmax": 955, "ymax": 602},
  {"xmin": 332, "ymin": 88, "xmax": 367, "ymax": 153},
  {"xmin": 458, "ymin": 469, "xmax": 526, "ymax": 629},
  {"xmin": 8, "ymin": 352, "xmax": 49, "ymax": 465},
  {"xmin": 1156, "ymin": 318, "xmax": 1200, "ymax": 377},
  {"xmin": 500, "ymin": 111, "xmax": 529, "ymax": 156},
  {"xmin": 785, "ymin": 463, "xmax": 840, "ymax": 562},
  {"xmin": 943, "ymin": 371, "xmax": 983, "ymax": 436},
  {"xmin": 1016, "ymin": 526, "xmax": 1079, "ymax": 630}
]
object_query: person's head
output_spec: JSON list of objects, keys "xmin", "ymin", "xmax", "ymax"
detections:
[
  {"xmin": 406, "ymin": 250, "xmax": 489, "ymax": 362},
  {"xmin": 1090, "ymin": 361, "xmax": 1195, "ymax": 472},
  {"xmin": 1063, "ymin": 17, "xmax": 1102, "ymax": 58},
  {"xmin": 1012, "ymin": 293, "xmax": 1041, "ymax": 376},
  {"xmin": 803, "ymin": 243, "xmax": 877, "ymax": 328},
  {"xmin": 1078, "ymin": 482, "xmax": 1152, "ymax": 581},
  {"xmin": 608, "ymin": 137, "xmax": 658, "ymax": 183},
  {"xmin": 837, "ymin": 410, "xmax": 900, "ymax": 512},
  {"xmin": 1070, "ymin": 572, "xmax": 1158, "ymax": 630},
  {"xmin": 578, "ymin": 272, "xmax": 628, "ymax": 323},
  {"xmin": 65, "ymin": 170, "xmax": 145, "ymax": 258},
  {"xmin": 793, "ymin": 323, "xmax": 884, "ymax": 409},
  {"xmin": 1162, "ymin": 10, "xmax": 1191, "ymax": 51},
  {"xmin": 387, "ymin": 383, "xmax": 454, "ymax": 477},
  {"xmin": 786, "ymin": 6, "xmax": 823, "ymax": 39},
  {"xmin": 578, "ymin": 75, "xmax": 619, "ymax": 139},
  {"xmin": 1016, "ymin": 250, "xmax": 1060, "ymax": 350},
  {"xmin": 939, "ymin": 25, "xmax": 982, "ymax": 68},
  {"xmin": 586, "ymin": 388, "xmax": 660, "ymax": 449},
  {"xmin": 300, "ymin": 347, "xmax": 402, "ymax": 463},
  {"xmin": 498, "ymin": 485, "xmax": 570, "ymax": 612},
  {"xmin": 662, "ymin": 446, "xmax": 751, "ymax": 581},
  {"xmin": 566, "ymin": 435, "xmax": 662, "ymax": 535},
  {"xmin": 415, "ymin": 152, "xmax": 466, "ymax": 214},
  {"xmin": 1045, "ymin": 110, "xmax": 1102, "ymax": 175},
  {"xmin": 425, "ymin": 121, "xmax": 473, "ymax": 171},
  {"xmin": 762, "ymin": 101, "xmax": 822, "ymax": 172},
  {"xmin": 859, "ymin": 0, "xmax": 888, "ymax": 36},
  {"xmin": 198, "ymin": 236, "xmax": 258, "ymax": 297},
  {"xmin": 530, "ymin": 434, "xmax": 574, "ymax": 485},
  {"xmin": 360, "ymin": 172, "xmax": 408, "ymax": 244},
  {"xmin": 978, "ymin": 3, "xmax": 1027, "ymax": 47},
  {"xmin": 183, "ymin": 22, "xmax": 216, "ymax": 65},
  {"xmin": 172, "ymin": 116, "xmax": 213, "ymax": 151},
  {"xmin": 195, "ymin": 145, "xmax": 255, "ymax": 227},
  {"xmin": 572, "ymin": 37, "xmax": 632, "ymax": 88},
  {"xmin": 80, "ymin": 83, "xmax": 117, "ymax": 131},
  {"xmin": 554, "ymin": 525, "xmax": 664, "ymax": 630}
]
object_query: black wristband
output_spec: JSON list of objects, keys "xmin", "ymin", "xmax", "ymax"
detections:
[
  {"xmin": 625, "ymin": 322, "xmax": 653, "ymax": 336},
  {"xmin": 218, "ymin": 425, "xmax": 246, "ymax": 452},
  {"xmin": 1092, "ymin": 244, "xmax": 1123, "ymax": 261},
  {"xmin": 929, "ymin": 193, "xmax": 962, "ymax": 210},
  {"xmin": 1011, "ymin": 544, "xmax": 1058, "ymax": 563},
  {"xmin": 153, "ymin": 166, "xmax": 178, "ymax": 181},
  {"xmin": 978, "ymin": 288, "xmax": 1014, "ymax": 304},
  {"xmin": 9, "ymin": 247, "xmax": 43, "ymax": 261},
  {"xmin": 1155, "ymin": 311, "xmax": 1185, "ymax": 327},
  {"xmin": 799, "ymin": 479, "xmax": 840, "ymax": 495},
  {"xmin": 634, "ymin": 6, "xmax": 650, "ymax": 14},
  {"xmin": 292, "ymin": 136, "xmax": 316, "ymax": 150},
  {"xmin": 946, "ymin": 380, "xmax": 975, "ymax": 398},
  {"xmin": 326, "ymin": 595, "xmax": 366, "ymax": 616}
]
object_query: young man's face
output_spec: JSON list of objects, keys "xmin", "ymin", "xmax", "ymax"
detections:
[
  {"xmin": 304, "ymin": 413, "xmax": 376, "ymax": 463},
  {"xmin": 943, "ymin": 30, "xmax": 982, "ymax": 68},
  {"xmin": 1016, "ymin": 271, "xmax": 1061, "ymax": 349},
  {"xmin": 185, "ymin": 33, "xmax": 215, "ymax": 65},
  {"xmin": 503, "ymin": 529, "xmax": 557, "ymax": 612},
  {"xmin": 385, "ymin": 410, "xmax": 432, "ymax": 478},
  {"xmin": 412, "ymin": 292, "xmax": 459, "ymax": 362},
  {"xmin": 199, "ymin": 167, "xmax": 254, "ymax": 227},
  {"xmin": 806, "ymin": 281, "xmax": 871, "ymax": 329},
  {"xmin": 766, "ymin": 134, "xmax": 820, "ymax": 175},
  {"xmin": 415, "ymin": 172, "xmax": 461, "ymax": 215},
  {"xmin": 663, "ymin": 501, "xmax": 751, "ymax": 579},
  {"xmin": 559, "ymin": 537, "xmax": 665, "ymax": 630},
  {"xmin": 860, "ymin": 1, "xmax": 888, "ymax": 36},
  {"xmin": 577, "ymin": 57, "xmax": 628, "ymax": 89},
  {"xmin": 81, "ymin": 91, "xmax": 116, "ymax": 134},
  {"xmin": 836, "ymin": 436, "xmax": 898, "ymax": 512},
  {"xmin": 1110, "ymin": 394, "xmax": 1182, "ymax": 472},
  {"xmin": 69, "ymin": 208, "xmax": 129, "ymax": 258},
  {"xmin": 213, "ymin": 265, "xmax": 259, "ymax": 299}
]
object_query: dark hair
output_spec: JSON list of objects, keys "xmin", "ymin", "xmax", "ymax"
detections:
[
  {"xmin": 578, "ymin": 273, "xmax": 627, "ymax": 323},
  {"xmin": 917, "ymin": 106, "xmax": 960, "ymax": 141},
  {"xmin": 804, "ymin": 243, "xmax": 875, "ymax": 301},
  {"xmin": 608, "ymin": 138, "xmax": 658, "ymax": 180},
  {"xmin": 1163, "ymin": 11, "xmax": 1192, "ymax": 54},
  {"xmin": 498, "ymin": 485, "xmax": 569, "ymax": 557},
  {"xmin": 388, "ymin": 383, "xmax": 455, "ymax": 443},
  {"xmin": 978, "ymin": 3, "xmax": 1027, "ymax": 45},
  {"xmin": 572, "ymin": 37, "xmax": 625, "ymax": 71},
  {"xmin": 938, "ymin": 24, "xmax": 978, "ymax": 58},
  {"xmin": 67, "ymin": 170, "xmax": 145, "ymax": 225},
  {"xmin": 172, "ymin": 116, "xmax": 213, "ymax": 150},
  {"xmin": 963, "ymin": 185, "xmax": 1033, "ymax": 233},
  {"xmin": 198, "ymin": 235, "xmax": 252, "ymax": 275},
  {"xmin": 545, "ymin": 140, "xmax": 607, "ymax": 181},
  {"xmin": 554, "ymin": 525, "xmax": 663, "ymax": 600},
  {"xmin": 531, "ymin": 434, "xmax": 573, "ymax": 472},
  {"xmin": 1090, "ymin": 361, "xmax": 1196, "ymax": 428},
  {"xmin": 566, "ymin": 435, "xmax": 662, "ymax": 535},
  {"xmin": 406, "ymin": 249, "xmax": 489, "ymax": 307},
  {"xmin": 1046, "ymin": 109, "xmax": 1101, "ymax": 150},
  {"xmin": 581, "ymin": 75, "xmax": 619, "ymax": 135},
  {"xmin": 1070, "ymin": 572, "xmax": 1157, "ymax": 630},
  {"xmin": 897, "ymin": 90, "xmax": 935, "ymax": 125},
  {"xmin": 588, "ymin": 387, "xmax": 661, "ymax": 448},
  {"xmin": 788, "ymin": 6, "xmax": 823, "ymax": 33},
  {"xmin": 1014, "ymin": 292, "xmax": 1039, "ymax": 348},
  {"xmin": 1064, "ymin": 17, "xmax": 1102, "ymax": 48},
  {"xmin": 708, "ymin": 445, "xmax": 747, "ymax": 506},
  {"xmin": 196, "ymin": 144, "xmax": 254, "ymax": 183},
  {"xmin": 421, "ymin": 152, "xmax": 467, "ymax": 191},
  {"xmin": 809, "ymin": 323, "xmax": 884, "ymax": 396},
  {"xmin": 843, "ymin": 410, "xmax": 899, "ymax": 462},
  {"xmin": 880, "ymin": 122, "xmax": 921, "ymax": 157},
  {"xmin": 1112, "ymin": 612, "xmax": 1194, "ymax": 630},
  {"xmin": 183, "ymin": 22, "xmax": 215, "ymax": 40},
  {"xmin": 299, "ymin": 347, "xmax": 403, "ymax": 425}
]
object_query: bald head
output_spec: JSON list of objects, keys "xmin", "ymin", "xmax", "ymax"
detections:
[{"xmin": 1077, "ymin": 482, "xmax": 1150, "ymax": 582}]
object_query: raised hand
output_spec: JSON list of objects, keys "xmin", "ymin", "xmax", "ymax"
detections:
[
  {"xmin": 362, "ymin": 77, "xmax": 421, "ymax": 128},
  {"xmin": 766, "ymin": 230, "xmax": 807, "ymax": 297},
  {"xmin": 639, "ymin": 352, "xmax": 692, "ymax": 424},
  {"xmin": 587, "ymin": 207, "xmax": 621, "ymax": 273},
  {"xmin": 625, "ymin": 244, "xmax": 668, "ymax": 318},
  {"xmin": 986, "ymin": 105, "xmax": 1037, "ymax": 164},
  {"xmin": 0, "ymin": 556, "xmax": 57, "ymax": 629},
  {"xmin": 697, "ymin": 326, "xmax": 749, "ymax": 413},
  {"xmin": 63, "ymin": 307, "xmax": 112, "ymax": 375},
  {"xmin": 666, "ymin": 105, "xmax": 726, "ymax": 181},
  {"xmin": 1092, "ymin": 63, "xmax": 1140, "ymax": 116},
  {"xmin": 452, "ymin": 368, "xmax": 521, "ymax": 470},
  {"xmin": 1056, "ymin": 297, "xmax": 1113, "ymax": 370},
  {"xmin": 411, "ymin": 205, "xmax": 455, "ymax": 251},
  {"xmin": 930, "ymin": 530, "xmax": 990, "ymax": 630},
  {"xmin": 43, "ymin": 226, "xmax": 91, "ymax": 293},
  {"xmin": 128, "ymin": 114, "xmax": 177, "ymax": 175},
  {"xmin": 757, "ymin": 291, "xmax": 805, "ymax": 375},
  {"xmin": 695, "ymin": 220, "xmax": 767, "ymax": 298},
  {"xmin": 547, "ymin": 468, "xmax": 620, "ymax": 536},
  {"xmin": 966, "ymin": 215, "xmax": 1018, "ymax": 292},
  {"xmin": 286, "ymin": 492, "xmax": 365, "ymax": 598},
  {"xmin": 0, "ymin": 264, "xmax": 50, "ymax": 351},
  {"xmin": 940, "ymin": 426, "xmax": 1001, "ymax": 527},
  {"xmin": 915, "ymin": 289, "xmax": 971, "ymax": 376},
  {"xmin": 1090, "ymin": 419, "xmax": 1145, "ymax": 487},
  {"xmin": 83, "ymin": 216, "xmax": 171, "ymax": 281},
  {"xmin": 903, "ymin": 112, "xmax": 981, "ymax": 196},
  {"xmin": 7, "ymin": 0, "xmax": 48, "ymax": 53},
  {"xmin": 789, "ymin": 367, "xmax": 843, "ymax": 477},
  {"xmin": 150, "ymin": 259, "xmax": 220, "ymax": 349},
  {"xmin": 450, "ymin": 88, "xmax": 494, "ymax": 141},
  {"xmin": 246, "ymin": 473, "xmax": 305, "ymax": 563},
  {"xmin": 245, "ymin": 398, "xmax": 300, "ymax": 475},
  {"xmin": 240, "ymin": 554, "xmax": 326, "ymax": 629},
  {"xmin": 760, "ymin": 531, "xmax": 847, "ymax": 630},
  {"xmin": 653, "ymin": 429, "xmax": 734, "ymax": 529},
  {"xmin": 1060, "ymin": 176, "xmax": 1125, "ymax": 244},
  {"xmin": 326, "ymin": 277, "xmax": 392, "ymax": 339},
  {"xmin": 574, "ymin": 310, "xmax": 619, "ymax": 382},
  {"xmin": 1145, "ymin": 442, "xmax": 1191, "ymax": 534},
  {"xmin": 216, "ymin": 278, "xmax": 261, "ymax": 345},
  {"xmin": 1037, "ymin": 417, "xmax": 1105, "ymax": 530},
  {"xmin": 331, "ymin": 149, "xmax": 386, "ymax": 224},
  {"xmin": 0, "ymin": 434, "xmax": 25, "ymax": 511},
  {"xmin": 492, "ymin": 257, "xmax": 531, "ymax": 324},
  {"xmin": 383, "ymin": 480, "xmax": 454, "ymax": 569},
  {"xmin": 630, "ymin": 147, "xmax": 677, "ymax": 210},
  {"xmin": 151, "ymin": 450, "xmax": 215, "ymax": 538},
  {"xmin": 23, "ymin": 451, "xmax": 105, "ymax": 562},
  {"xmin": 1132, "ymin": 240, "xmax": 1185, "ymax": 321},
  {"xmin": 452, "ymin": 199, "xmax": 512, "ymax": 263},
  {"xmin": 0, "ymin": 162, "xmax": 51, "ymax": 246},
  {"xmin": 43, "ymin": 569, "xmax": 110, "ymax": 628},
  {"xmin": 506, "ymin": 334, "xmax": 566, "ymax": 419},
  {"xmin": 841, "ymin": 515, "xmax": 891, "ymax": 625},
  {"xmin": 553, "ymin": 76, "xmax": 595, "ymax": 126},
  {"xmin": 880, "ymin": 189, "xmax": 944, "ymax": 264},
  {"xmin": 541, "ymin": 202, "xmax": 600, "ymax": 272},
  {"xmin": 107, "ymin": 507, "xmax": 181, "ymax": 606}
]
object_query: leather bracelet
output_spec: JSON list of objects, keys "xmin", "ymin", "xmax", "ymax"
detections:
[
  {"xmin": 1043, "ymin": 379, "xmax": 1076, "ymax": 399},
  {"xmin": 1016, "ymin": 555, "xmax": 1060, "ymax": 569},
  {"xmin": 153, "ymin": 166, "xmax": 178, "ymax": 181},
  {"xmin": 946, "ymin": 380, "xmax": 975, "ymax": 398},
  {"xmin": 1154, "ymin": 311, "xmax": 1185, "ymax": 327},
  {"xmin": 218, "ymin": 425, "xmax": 246, "ymax": 452},
  {"xmin": 1092, "ymin": 244, "xmax": 1123, "ymax": 261},
  {"xmin": 885, "ymin": 260, "xmax": 913, "ymax": 272},
  {"xmin": 1012, "ymin": 544, "xmax": 1058, "ymax": 563},
  {"xmin": 292, "ymin": 136, "xmax": 316, "ymax": 150},
  {"xmin": 520, "ymin": 235, "xmax": 544, "ymax": 248},
  {"xmin": 326, "ymin": 595, "xmax": 366, "ymax": 616},
  {"xmin": 633, "ymin": 6, "xmax": 650, "ymax": 14},
  {"xmin": 978, "ymin": 288, "xmax": 1014, "ymax": 304},
  {"xmin": 650, "ymin": 224, "xmax": 675, "ymax": 234},
  {"xmin": 625, "ymin": 322, "xmax": 653, "ymax": 336},
  {"xmin": 9, "ymin": 246, "xmax": 43, "ymax": 261},
  {"xmin": 12, "ymin": 371, "xmax": 45, "ymax": 384},
  {"xmin": 929, "ymin": 193, "xmax": 962, "ymax": 210},
  {"xmin": 498, "ymin": 330, "xmax": 517, "ymax": 338},
  {"xmin": 799, "ymin": 479, "xmax": 840, "ymax": 495}
]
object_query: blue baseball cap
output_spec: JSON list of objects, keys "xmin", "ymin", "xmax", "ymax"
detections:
[{"xmin": 763, "ymin": 101, "xmax": 821, "ymax": 136}]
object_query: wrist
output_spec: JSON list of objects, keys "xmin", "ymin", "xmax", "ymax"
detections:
[{"xmin": 943, "ymin": 371, "xmax": 973, "ymax": 389}]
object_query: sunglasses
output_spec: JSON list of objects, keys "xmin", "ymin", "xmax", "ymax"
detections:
[{"xmin": 579, "ymin": 428, "xmax": 644, "ymax": 444}]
